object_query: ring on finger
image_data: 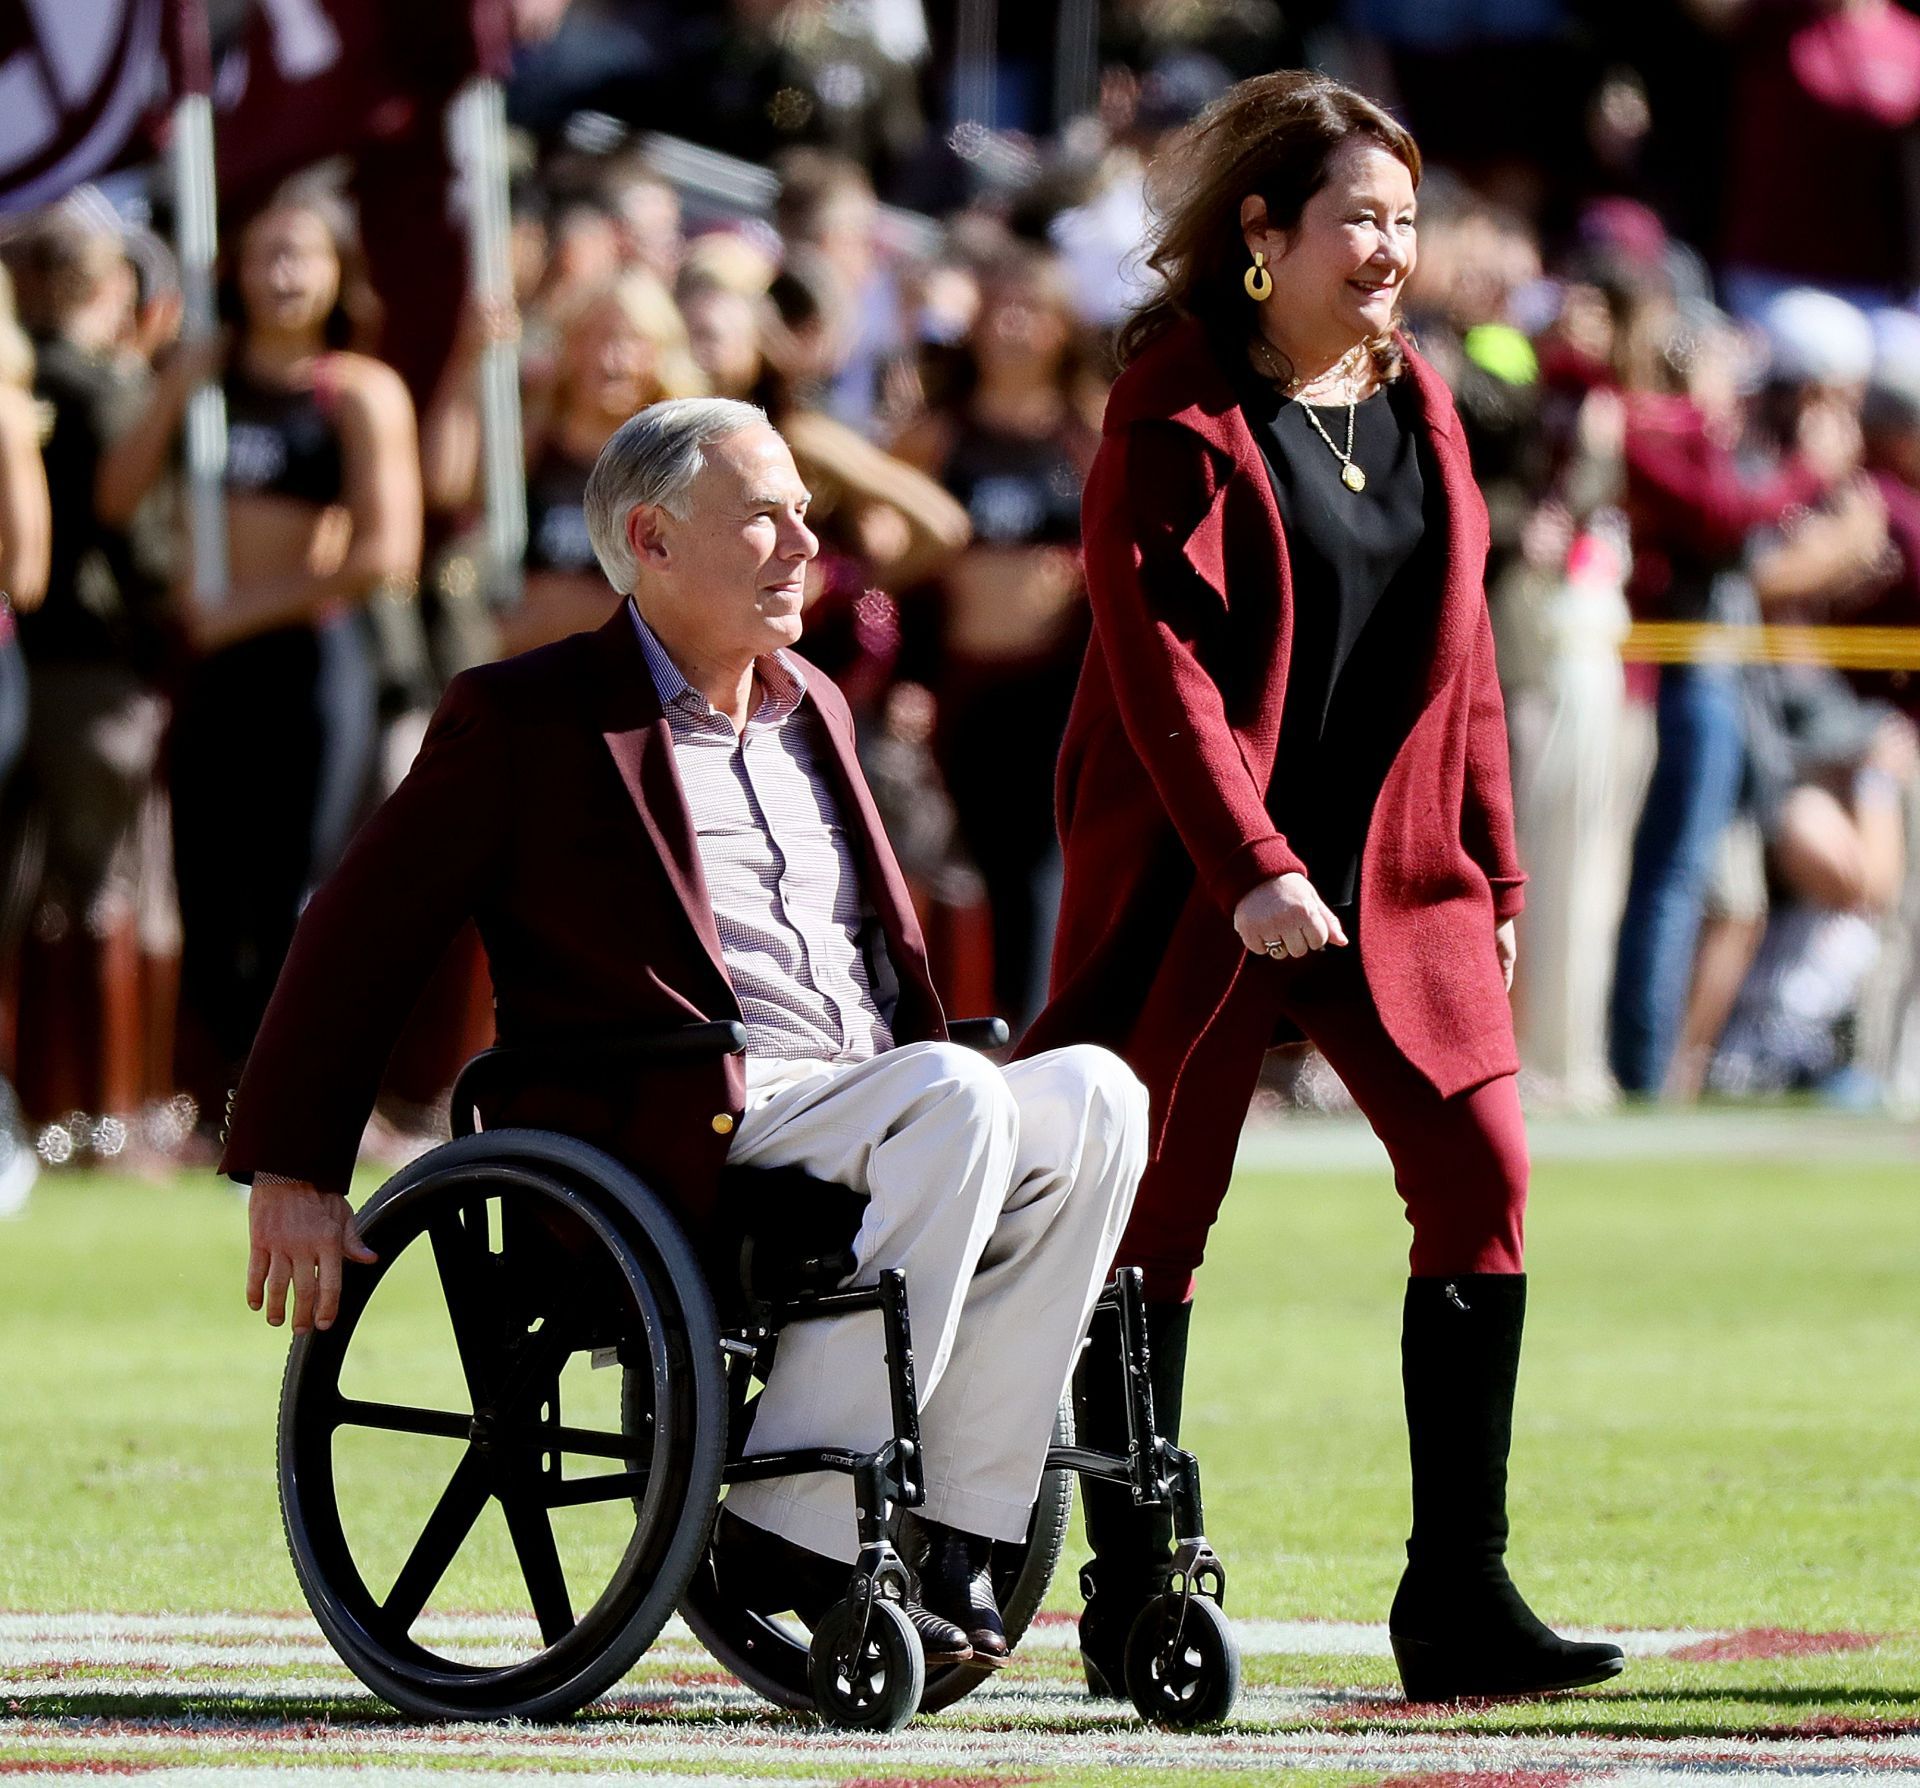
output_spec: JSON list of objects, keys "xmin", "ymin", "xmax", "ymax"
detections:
[{"xmin": 1263, "ymin": 940, "xmax": 1286, "ymax": 958}]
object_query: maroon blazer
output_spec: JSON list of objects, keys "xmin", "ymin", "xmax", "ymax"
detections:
[
  {"xmin": 1019, "ymin": 319, "xmax": 1525, "ymax": 1134},
  {"xmin": 220, "ymin": 609, "xmax": 948, "ymax": 1227}
]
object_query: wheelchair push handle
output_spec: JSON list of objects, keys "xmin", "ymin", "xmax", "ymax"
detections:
[{"xmin": 450, "ymin": 1020, "xmax": 750, "ymax": 1138}]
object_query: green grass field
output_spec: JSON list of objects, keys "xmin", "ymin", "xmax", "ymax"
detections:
[{"xmin": 4, "ymin": 1132, "xmax": 1920, "ymax": 1780}]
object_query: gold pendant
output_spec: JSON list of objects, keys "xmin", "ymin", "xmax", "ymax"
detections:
[{"xmin": 1341, "ymin": 461, "xmax": 1367, "ymax": 493}]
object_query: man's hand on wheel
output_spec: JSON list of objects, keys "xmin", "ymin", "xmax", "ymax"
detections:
[
  {"xmin": 247, "ymin": 1174, "xmax": 378, "ymax": 1333},
  {"xmin": 1233, "ymin": 872, "xmax": 1349, "ymax": 959}
]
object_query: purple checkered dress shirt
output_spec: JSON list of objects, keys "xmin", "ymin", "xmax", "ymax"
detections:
[{"xmin": 629, "ymin": 602, "xmax": 893, "ymax": 1069}]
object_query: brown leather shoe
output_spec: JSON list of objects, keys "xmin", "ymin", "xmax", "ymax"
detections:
[
  {"xmin": 900, "ymin": 1590, "xmax": 975, "ymax": 1665},
  {"xmin": 909, "ymin": 1519, "xmax": 1009, "ymax": 1666}
]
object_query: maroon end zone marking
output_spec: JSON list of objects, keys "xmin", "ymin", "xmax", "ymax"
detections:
[
  {"xmin": 1326, "ymin": 1696, "xmax": 1424, "ymax": 1723},
  {"xmin": 1669, "ymin": 1629, "xmax": 1880, "ymax": 1663},
  {"xmin": 0, "ymin": 1764, "xmax": 160, "ymax": 1776},
  {"xmin": 1380, "ymin": 1771, "xmax": 1579, "ymax": 1788},
  {"xmin": 843, "ymin": 1778, "xmax": 1039, "ymax": 1788},
  {"xmin": 1793, "ymin": 1714, "xmax": 1920, "ymax": 1739}
]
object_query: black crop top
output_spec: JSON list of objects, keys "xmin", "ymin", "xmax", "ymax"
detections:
[
  {"xmin": 1239, "ymin": 374, "xmax": 1442, "ymax": 909},
  {"xmin": 223, "ymin": 361, "xmax": 345, "ymax": 508},
  {"xmin": 523, "ymin": 447, "xmax": 600, "ymax": 576},
  {"xmin": 939, "ymin": 418, "xmax": 1083, "ymax": 548}
]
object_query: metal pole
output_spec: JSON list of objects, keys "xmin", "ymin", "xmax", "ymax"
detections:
[
  {"xmin": 953, "ymin": 0, "xmax": 996, "ymax": 131},
  {"xmin": 170, "ymin": 86, "xmax": 228, "ymax": 608},
  {"xmin": 452, "ymin": 76, "xmax": 526, "ymax": 607},
  {"xmin": 1052, "ymin": 0, "xmax": 1098, "ymax": 131}
]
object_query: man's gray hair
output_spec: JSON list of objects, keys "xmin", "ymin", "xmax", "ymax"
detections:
[{"xmin": 583, "ymin": 396, "xmax": 771, "ymax": 591}]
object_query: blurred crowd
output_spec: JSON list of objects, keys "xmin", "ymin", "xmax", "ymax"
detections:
[{"xmin": 3, "ymin": 0, "xmax": 1920, "ymax": 1197}]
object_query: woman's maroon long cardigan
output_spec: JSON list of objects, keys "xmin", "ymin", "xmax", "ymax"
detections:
[{"xmin": 1019, "ymin": 317, "xmax": 1527, "ymax": 1220}]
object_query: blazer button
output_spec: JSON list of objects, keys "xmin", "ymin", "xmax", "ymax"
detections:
[{"xmin": 711, "ymin": 1113, "xmax": 735, "ymax": 1136}]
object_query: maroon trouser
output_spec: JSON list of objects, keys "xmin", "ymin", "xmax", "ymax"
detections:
[{"xmin": 1122, "ymin": 943, "xmax": 1528, "ymax": 1302}]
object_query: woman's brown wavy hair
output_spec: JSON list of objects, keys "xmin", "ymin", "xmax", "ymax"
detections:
[{"xmin": 1118, "ymin": 70, "xmax": 1422, "ymax": 382}]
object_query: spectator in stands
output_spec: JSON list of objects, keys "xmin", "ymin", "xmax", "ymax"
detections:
[
  {"xmin": 657, "ymin": 0, "xmax": 930, "ymax": 202},
  {"xmin": 1667, "ymin": 291, "xmax": 1896, "ymax": 1095},
  {"xmin": 1607, "ymin": 289, "xmax": 1856, "ymax": 1094},
  {"xmin": 1340, "ymin": 0, "xmax": 1599, "ymax": 220},
  {"xmin": 599, "ymin": 151, "xmax": 686, "ymax": 287},
  {"xmin": 774, "ymin": 151, "xmax": 907, "ymax": 434},
  {"xmin": 1710, "ymin": 699, "xmax": 1917, "ymax": 1096},
  {"xmin": 99, "ymin": 184, "xmax": 422, "ymax": 1141},
  {"xmin": 1048, "ymin": 52, "xmax": 1235, "ymax": 332},
  {"xmin": 4, "ymin": 210, "xmax": 170, "ymax": 1132},
  {"xmin": 1680, "ymin": 294, "xmax": 1918, "ymax": 1099},
  {"xmin": 1399, "ymin": 181, "xmax": 1548, "ymax": 587},
  {"xmin": 893, "ymin": 244, "xmax": 1097, "ymax": 1028},
  {"xmin": 434, "ymin": 269, "xmax": 707, "ymax": 656},
  {"xmin": 1715, "ymin": 0, "xmax": 1920, "ymax": 319},
  {"xmin": 1846, "ymin": 310, "xmax": 1920, "ymax": 724}
]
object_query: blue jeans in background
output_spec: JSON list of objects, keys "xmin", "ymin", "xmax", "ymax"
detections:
[
  {"xmin": 0, "ymin": 632, "xmax": 25, "ymax": 789},
  {"xmin": 1609, "ymin": 663, "xmax": 1747, "ymax": 1095}
]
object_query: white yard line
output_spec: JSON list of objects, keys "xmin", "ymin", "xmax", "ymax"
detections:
[
  {"xmin": 4, "ymin": 1611, "xmax": 1910, "ymax": 1782},
  {"xmin": 0, "ymin": 1610, "xmax": 1737, "ymax": 1664},
  {"xmin": 7, "ymin": 1705, "xmax": 1920, "ymax": 1776}
]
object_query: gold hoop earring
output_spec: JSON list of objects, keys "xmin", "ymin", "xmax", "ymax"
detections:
[{"xmin": 1244, "ymin": 251, "xmax": 1273, "ymax": 302}]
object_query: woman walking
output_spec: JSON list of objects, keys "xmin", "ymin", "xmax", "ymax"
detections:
[{"xmin": 1019, "ymin": 71, "xmax": 1624, "ymax": 1703}]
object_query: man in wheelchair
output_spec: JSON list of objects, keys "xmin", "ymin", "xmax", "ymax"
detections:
[{"xmin": 224, "ymin": 396, "xmax": 1149, "ymax": 1670}]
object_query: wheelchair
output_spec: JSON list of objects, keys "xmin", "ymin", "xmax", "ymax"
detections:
[{"xmin": 275, "ymin": 1020, "xmax": 1240, "ymax": 1732}]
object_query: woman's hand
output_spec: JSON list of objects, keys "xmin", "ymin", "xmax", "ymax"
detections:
[
  {"xmin": 1495, "ymin": 918, "xmax": 1517, "ymax": 991},
  {"xmin": 1233, "ymin": 872, "xmax": 1349, "ymax": 960}
]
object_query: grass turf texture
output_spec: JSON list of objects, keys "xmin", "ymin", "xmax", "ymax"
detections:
[{"xmin": 3, "ymin": 1140, "xmax": 1919, "ymax": 1776}]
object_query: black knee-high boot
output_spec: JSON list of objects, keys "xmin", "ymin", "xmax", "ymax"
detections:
[
  {"xmin": 1073, "ymin": 1296, "xmax": 1191, "ymax": 1697},
  {"xmin": 1390, "ymin": 1274, "xmax": 1624, "ymax": 1701}
]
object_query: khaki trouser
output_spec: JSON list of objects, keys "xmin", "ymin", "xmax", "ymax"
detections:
[{"xmin": 721, "ymin": 1040, "xmax": 1146, "ymax": 1561}]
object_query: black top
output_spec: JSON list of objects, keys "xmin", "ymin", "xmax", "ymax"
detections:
[
  {"xmin": 1239, "ymin": 374, "xmax": 1441, "ymax": 908},
  {"xmin": 223, "ymin": 362, "xmax": 345, "ymax": 508},
  {"xmin": 939, "ymin": 417, "xmax": 1083, "ymax": 548},
  {"xmin": 524, "ymin": 446, "xmax": 599, "ymax": 576}
]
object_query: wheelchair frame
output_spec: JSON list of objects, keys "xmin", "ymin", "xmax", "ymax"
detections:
[{"xmin": 276, "ymin": 1020, "xmax": 1236, "ymax": 1731}]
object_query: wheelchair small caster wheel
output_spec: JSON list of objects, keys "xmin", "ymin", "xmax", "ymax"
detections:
[
  {"xmin": 808, "ymin": 1596, "xmax": 925, "ymax": 1731},
  {"xmin": 1123, "ymin": 1591, "xmax": 1240, "ymax": 1728}
]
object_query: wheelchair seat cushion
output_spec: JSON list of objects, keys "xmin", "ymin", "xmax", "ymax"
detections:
[{"xmin": 717, "ymin": 1164, "xmax": 869, "ymax": 1306}]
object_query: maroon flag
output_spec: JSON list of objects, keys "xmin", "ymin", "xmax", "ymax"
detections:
[
  {"xmin": 0, "ymin": 0, "xmax": 165, "ymax": 211},
  {"xmin": 209, "ymin": 0, "xmax": 513, "ymax": 404},
  {"xmin": 211, "ymin": 0, "xmax": 509, "ymax": 203}
]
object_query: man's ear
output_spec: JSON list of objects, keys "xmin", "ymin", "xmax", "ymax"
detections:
[{"xmin": 626, "ymin": 501, "xmax": 670, "ymax": 570}]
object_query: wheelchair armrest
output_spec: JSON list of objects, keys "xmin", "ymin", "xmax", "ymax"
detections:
[
  {"xmin": 450, "ymin": 1020, "xmax": 750, "ymax": 1138},
  {"xmin": 947, "ymin": 1017, "xmax": 1011, "ymax": 1051}
]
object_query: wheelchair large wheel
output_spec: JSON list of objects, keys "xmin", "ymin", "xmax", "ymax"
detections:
[
  {"xmin": 680, "ymin": 1399, "xmax": 1075, "ymax": 1714},
  {"xmin": 278, "ymin": 1130, "xmax": 728, "ymax": 1721}
]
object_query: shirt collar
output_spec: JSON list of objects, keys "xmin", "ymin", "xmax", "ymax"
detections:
[{"xmin": 627, "ymin": 598, "xmax": 807, "ymax": 725}]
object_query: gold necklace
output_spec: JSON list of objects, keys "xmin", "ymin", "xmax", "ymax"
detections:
[
  {"xmin": 1253, "ymin": 337, "xmax": 1363, "ymax": 397},
  {"xmin": 1297, "ymin": 398, "xmax": 1367, "ymax": 493},
  {"xmin": 1252, "ymin": 339, "xmax": 1370, "ymax": 491}
]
